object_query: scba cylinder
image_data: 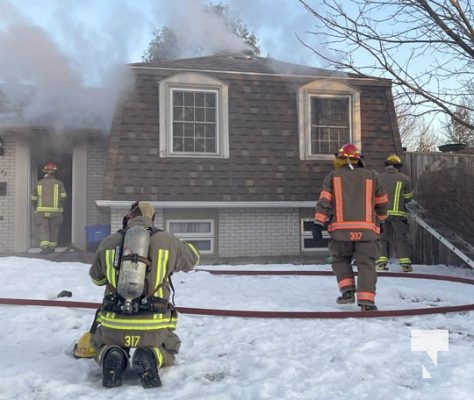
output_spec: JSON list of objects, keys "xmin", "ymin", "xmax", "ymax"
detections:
[{"xmin": 116, "ymin": 225, "xmax": 150, "ymax": 312}]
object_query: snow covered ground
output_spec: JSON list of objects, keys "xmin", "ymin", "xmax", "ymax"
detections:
[{"xmin": 0, "ymin": 256, "xmax": 473, "ymax": 400}]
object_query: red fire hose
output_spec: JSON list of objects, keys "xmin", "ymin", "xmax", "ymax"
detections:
[{"xmin": 0, "ymin": 270, "xmax": 473, "ymax": 319}]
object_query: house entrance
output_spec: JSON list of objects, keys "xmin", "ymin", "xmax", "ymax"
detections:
[{"xmin": 30, "ymin": 151, "xmax": 72, "ymax": 248}]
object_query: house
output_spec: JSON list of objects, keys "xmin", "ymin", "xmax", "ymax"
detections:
[{"xmin": 0, "ymin": 54, "xmax": 403, "ymax": 261}]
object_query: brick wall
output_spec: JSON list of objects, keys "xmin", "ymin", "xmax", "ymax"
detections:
[
  {"xmin": 218, "ymin": 208, "xmax": 300, "ymax": 257},
  {"xmin": 86, "ymin": 140, "xmax": 110, "ymax": 226},
  {"xmin": 0, "ymin": 135, "xmax": 16, "ymax": 252}
]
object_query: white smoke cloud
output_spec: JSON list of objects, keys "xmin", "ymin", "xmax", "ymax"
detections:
[
  {"xmin": 0, "ymin": 0, "xmax": 139, "ymax": 133},
  {"xmin": 0, "ymin": 0, "xmax": 328, "ymax": 132}
]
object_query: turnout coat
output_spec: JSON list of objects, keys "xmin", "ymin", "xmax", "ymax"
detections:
[
  {"xmin": 89, "ymin": 216, "xmax": 200, "ymax": 348},
  {"xmin": 315, "ymin": 165, "xmax": 388, "ymax": 241}
]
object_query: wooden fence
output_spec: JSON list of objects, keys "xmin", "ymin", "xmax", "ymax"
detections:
[{"xmin": 404, "ymin": 152, "xmax": 474, "ymax": 267}]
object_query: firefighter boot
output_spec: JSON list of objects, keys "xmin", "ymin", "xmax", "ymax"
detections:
[
  {"xmin": 102, "ymin": 347, "xmax": 127, "ymax": 388},
  {"xmin": 360, "ymin": 304, "xmax": 378, "ymax": 311},
  {"xmin": 401, "ymin": 264, "xmax": 413, "ymax": 273},
  {"xmin": 133, "ymin": 348, "xmax": 162, "ymax": 388},
  {"xmin": 376, "ymin": 263, "xmax": 389, "ymax": 271},
  {"xmin": 336, "ymin": 290, "xmax": 355, "ymax": 304}
]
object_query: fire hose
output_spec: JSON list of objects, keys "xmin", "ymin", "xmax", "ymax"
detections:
[{"xmin": 0, "ymin": 270, "xmax": 473, "ymax": 319}]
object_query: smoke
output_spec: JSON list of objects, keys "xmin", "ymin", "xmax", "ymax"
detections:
[
  {"xmin": 153, "ymin": 0, "xmax": 252, "ymax": 58},
  {"xmin": 0, "ymin": 0, "xmax": 138, "ymax": 133},
  {"xmin": 0, "ymin": 0, "xmax": 328, "ymax": 133}
]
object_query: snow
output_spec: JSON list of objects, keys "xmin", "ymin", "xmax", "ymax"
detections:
[{"xmin": 0, "ymin": 256, "xmax": 473, "ymax": 400}]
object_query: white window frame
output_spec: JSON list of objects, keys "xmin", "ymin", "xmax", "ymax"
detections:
[
  {"xmin": 159, "ymin": 73, "xmax": 229, "ymax": 159},
  {"xmin": 298, "ymin": 80, "xmax": 361, "ymax": 161},
  {"xmin": 300, "ymin": 218, "xmax": 329, "ymax": 252},
  {"xmin": 166, "ymin": 219, "xmax": 215, "ymax": 255}
]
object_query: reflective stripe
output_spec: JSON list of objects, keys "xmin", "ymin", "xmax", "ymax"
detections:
[
  {"xmin": 98, "ymin": 312, "xmax": 177, "ymax": 330},
  {"xmin": 187, "ymin": 243, "xmax": 200, "ymax": 265},
  {"xmin": 333, "ymin": 177, "xmax": 343, "ymax": 223},
  {"xmin": 357, "ymin": 291, "xmax": 375, "ymax": 302},
  {"xmin": 314, "ymin": 212, "xmax": 327, "ymax": 223},
  {"xmin": 105, "ymin": 249, "xmax": 117, "ymax": 289},
  {"xmin": 404, "ymin": 191, "xmax": 413, "ymax": 200},
  {"xmin": 329, "ymin": 221, "xmax": 378, "ymax": 232},
  {"xmin": 388, "ymin": 210, "xmax": 407, "ymax": 217},
  {"xmin": 393, "ymin": 181, "xmax": 402, "ymax": 212},
  {"xmin": 320, "ymin": 190, "xmax": 331, "ymax": 201},
  {"xmin": 152, "ymin": 347, "xmax": 164, "ymax": 368},
  {"xmin": 399, "ymin": 257, "xmax": 411, "ymax": 264},
  {"xmin": 91, "ymin": 276, "xmax": 107, "ymax": 285},
  {"xmin": 375, "ymin": 193, "xmax": 388, "ymax": 204},
  {"xmin": 338, "ymin": 277, "xmax": 355, "ymax": 289},
  {"xmin": 35, "ymin": 183, "xmax": 64, "ymax": 212},
  {"xmin": 154, "ymin": 249, "xmax": 169, "ymax": 297},
  {"xmin": 365, "ymin": 179, "xmax": 373, "ymax": 223}
]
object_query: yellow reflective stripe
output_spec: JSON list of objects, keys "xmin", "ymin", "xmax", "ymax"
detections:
[
  {"xmin": 392, "ymin": 181, "xmax": 402, "ymax": 211},
  {"xmin": 53, "ymin": 184, "xmax": 59, "ymax": 209},
  {"xmin": 91, "ymin": 277, "xmax": 107, "ymax": 285},
  {"xmin": 105, "ymin": 249, "xmax": 117, "ymax": 289},
  {"xmin": 36, "ymin": 206, "xmax": 64, "ymax": 212},
  {"xmin": 388, "ymin": 210, "xmax": 407, "ymax": 217},
  {"xmin": 37, "ymin": 185, "xmax": 42, "ymax": 207},
  {"xmin": 99, "ymin": 313, "xmax": 177, "ymax": 330},
  {"xmin": 404, "ymin": 191, "xmax": 413, "ymax": 200},
  {"xmin": 399, "ymin": 257, "xmax": 411, "ymax": 264},
  {"xmin": 154, "ymin": 249, "xmax": 169, "ymax": 297},
  {"xmin": 187, "ymin": 243, "xmax": 200, "ymax": 265},
  {"xmin": 152, "ymin": 347, "xmax": 164, "ymax": 368}
]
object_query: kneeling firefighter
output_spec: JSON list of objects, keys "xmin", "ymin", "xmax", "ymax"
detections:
[{"xmin": 76, "ymin": 201, "xmax": 200, "ymax": 389}]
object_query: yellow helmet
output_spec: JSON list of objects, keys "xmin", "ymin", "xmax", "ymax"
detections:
[{"xmin": 385, "ymin": 154, "xmax": 402, "ymax": 166}]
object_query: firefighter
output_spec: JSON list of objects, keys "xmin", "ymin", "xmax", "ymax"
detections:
[
  {"xmin": 88, "ymin": 201, "xmax": 200, "ymax": 389},
  {"xmin": 376, "ymin": 154, "xmax": 414, "ymax": 272},
  {"xmin": 313, "ymin": 144, "xmax": 388, "ymax": 311},
  {"xmin": 31, "ymin": 162, "xmax": 67, "ymax": 254}
]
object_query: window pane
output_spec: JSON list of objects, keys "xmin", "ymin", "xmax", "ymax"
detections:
[
  {"xmin": 310, "ymin": 96, "xmax": 350, "ymax": 155},
  {"xmin": 169, "ymin": 222, "xmax": 211, "ymax": 233},
  {"xmin": 171, "ymin": 90, "xmax": 217, "ymax": 154},
  {"xmin": 173, "ymin": 91, "xmax": 183, "ymax": 106},
  {"xmin": 186, "ymin": 239, "xmax": 211, "ymax": 251}
]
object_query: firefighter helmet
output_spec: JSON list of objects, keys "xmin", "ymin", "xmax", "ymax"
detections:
[
  {"xmin": 385, "ymin": 154, "xmax": 402, "ymax": 166},
  {"xmin": 335, "ymin": 143, "xmax": 362, "ymax": 160},
  {"xmin": 42, "ymin": 162, "xmax": 58, "ymax": 173}
]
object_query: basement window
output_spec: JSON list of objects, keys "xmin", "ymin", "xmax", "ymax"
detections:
[
  {"xmin": 159, "ymin": 73, "xmax": 229, "ymax": 158},
  {"xmin": 301, "ymin": 218, "xmax": 329, "ymax": 251},
  {"xmin": 298, "ymin": 80, "xmax": 361, "ymax": 160},
  {"xmin": 166, "ymin": 219, "xmax": 214, "ymax": 255}
]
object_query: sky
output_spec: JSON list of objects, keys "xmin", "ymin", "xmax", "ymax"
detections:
[
  {"xmin": 0, "ymin": 257, "xmax": 473, "ymax": 399},
  {"xmin": 0, "ymin": 0, "xmax": 323, "ymax": 132}
]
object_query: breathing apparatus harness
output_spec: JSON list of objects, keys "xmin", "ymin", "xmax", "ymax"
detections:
[{"xmin": 101, "ymin": 225, "xmax": 176, "ymax": 315}]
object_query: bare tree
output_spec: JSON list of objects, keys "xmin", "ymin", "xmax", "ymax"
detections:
[
  {"xmin": 396, "ymin": 100, "xmax": 441, "ymax": 151},
  {"xmin": 443, "ymin": 95, "xmax": 474, "ymax": 145},
  {"xmin": 298, "ymin": 0, "xmax": 474, "ymax": 130}
]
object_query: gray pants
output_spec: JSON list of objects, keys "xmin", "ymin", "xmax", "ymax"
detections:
[{"xmin": 329, "ymin": 240, "xmax": 378, "ymax": 305}]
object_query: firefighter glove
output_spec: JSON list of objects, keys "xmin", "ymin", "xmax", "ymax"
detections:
[{"xmin": 312, "ymin": 223, "xmax": 325, "ymax": 241}]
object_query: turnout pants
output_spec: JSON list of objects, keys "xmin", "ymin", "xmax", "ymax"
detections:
[
  {"xmin": 329, "ymin": 240, "xmax": 378, "ymax": 305},
  {"xmin": 34, "ymin": 213, "xmax": 63, "ymax": 249},
  {"xmin": 377, "ymin": 217, "xmax": 412, "ymax": 266}
]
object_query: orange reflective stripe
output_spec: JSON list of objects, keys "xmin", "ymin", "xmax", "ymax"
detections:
[
  {"xmin": 333, "ymin": 177, "xmax": 343, "ymax": 222},
  {"xmin": 338, "ymin": 278, "xmax": 355, "ymax": 289},
  {"xmin": 375, "ymin": 193, "xmax": 388, "ymax": 204},
  {"xmin": 314, "ymin": 212, "xmax": 327, "ymax": 223},
  {"xmin": 365, "ymin": 179, "xmax": 373, "ymax": 223},
  {"xmin": 319, "ymin": 190, "xmax": 332, "ymax": 201},
  {"xmin": 357, "ymin": 291, "xmax": 375, "ymax": 302},
  {"xmin": 329, "ymin": 221, "xmax": 377, "ymax": 231}
]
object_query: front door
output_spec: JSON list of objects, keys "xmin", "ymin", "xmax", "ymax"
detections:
[{"xmin": 30, "ymin": 151, "xmax": 72, "ymax": 247}]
